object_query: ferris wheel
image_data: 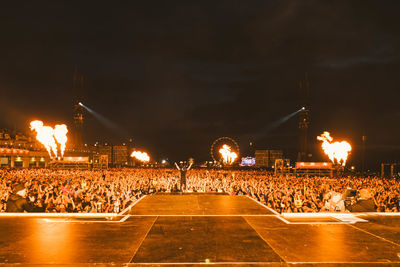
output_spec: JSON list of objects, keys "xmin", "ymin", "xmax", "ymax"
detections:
[{"xmin": 210, "ymin": 137, "xmax": 240, "ymax": 165}]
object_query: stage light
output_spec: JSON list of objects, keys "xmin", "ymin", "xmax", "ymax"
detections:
[
  {"xmin": 252, "ymin": 107, "xmax": 304, "ymax": 138},
  {"xmin": 78, "ymin": 103, "xmax": 130, "ymax": 138}
]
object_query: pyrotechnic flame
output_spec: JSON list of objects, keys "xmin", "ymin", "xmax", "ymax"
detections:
[
  {"xmin": 317, "ymin": 131, "xmax": 352, "ymax": 166},
  {"xmin": 54, "ymin": 124, "xmax": 68, "ymax": 158},
  {"xmin": 131, "ymin": 151, "xmax": 150, "ymax": 163},
  {"xmin": 219, "ymin": 144, "xmax": 238, "ymax": 165},
  {"xmin": 30, "ymin": 120, "xmax": 68, "ymax": 159},
  {"xmin": 30, "ymin": 120, "xmax": 58, "ymax": 158}
]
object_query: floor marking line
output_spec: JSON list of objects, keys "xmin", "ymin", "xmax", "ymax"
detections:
[
  {"xmin": 43, "ymin": 195, "xmax": 147, "ymax": 223},
  {"xmin": 246, "ymin": 196, "xmax": 369, "ymax": 225},
  {"xmin": 347, "ymin": 223, "xmax": 400, "ymax": 247},
  {"xmin": 120, "ymin": 195, "xmax": 147, "ymax": 216},
  {"xmin": 2, "ymin": 194, "xmax": 400, "ymax": 218},
  {"xmin": 359, "ymin": 212, "xmax": 400, "ymax": 216},
  {"xmin": 286, "ymin": 222, "xmax": 354, "ymax": 225},
  {"xmin": 0, "ymin": 195, "xmax": 147, "ymax": 220},
  {"xmin": 119, "ymin": 214, "xmax": 131, "ymax": 223},
  {"xmin": 243, "ymin": 216, "xmax": 287, "ymax": 263},
  {"xmin": 127, "ymin": 261, "xmax": 400, "ymax": 265},
  {"xmin": 2, "ymin": 211, "xmax": 400, "ymax": 217},
  {"xmin": 42, "ymin": 214, "xmax": 365, "ymax": 225},
  {"xmin": 129, "ymin": 216, "xmax": 158, "ymax": 264},
  {"xmin": 0, "ymin": 212, "xmax": 119, "ymax": 217},
  {"xmin": 275, "ymin": 215, "xmax": 291, "ymax": 224},
  {"xmin": 280, "ymin": 219, "xmax": 361, "ymax": 225},
  {"xmin": 42, "ymin": 218, "xmax": 122, "ymax": 223},
  {"xmin": 127, "ymin": 214, "xmax": 278, "ymax": 217},
  {"xmin": 286, "ymin": 261, "xmax": 400, "ymax": 264},
  {"xmin": 331, "ymin": 214, "xmax": 368, "ymax": 223},
  {"xmin": 128, "ymin": 261, "xmax": 284, "ymax": 265},
  {"xmin": 245, "ymin": 195, "xmax": 280, "ymax": 215}
]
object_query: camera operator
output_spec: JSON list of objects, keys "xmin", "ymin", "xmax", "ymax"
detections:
[
  {"xmin": 348, "ymin": 188, "xmax": 376, "ymax": 212},
  {"xmin": 6, "ymin": 183, "xmax": 43, "ymax": 212}
]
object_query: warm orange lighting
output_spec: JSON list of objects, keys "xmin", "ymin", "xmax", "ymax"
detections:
[
  {"xmin": 54, "ymin": 124, "xmax": 68, "ymax": 158},
  {"xmin": 317, "ymin": 131, "xmax": 351, "ymax": 166},
  {"xmin": 130, "ymin": 151, "xmax": 150, "ymax": 162},
  {"xmin": 30, "ymin": 120, "xmax": 58, "ymax": 158},
  {"xmin": 219, "ymin": 144, "xmax": 238, "ymax": 165},
  {"xmin": 30, "ymin": 120, "xmax": 68, "ymax": 159}
]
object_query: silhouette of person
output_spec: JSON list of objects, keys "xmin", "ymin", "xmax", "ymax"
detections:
[{"xmin": 174, "ymin": 162, "xmax": 193, "ymax": 192}]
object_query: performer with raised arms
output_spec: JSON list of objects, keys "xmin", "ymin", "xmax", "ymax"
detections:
[{"xmin": 174, "ymin": 161, "xmax": 193, "ymax": 192}]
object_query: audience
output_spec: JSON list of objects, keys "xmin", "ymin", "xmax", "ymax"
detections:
[{"xmin": 0, "ymin": 168, "xmax": 398, "ymax": 213}]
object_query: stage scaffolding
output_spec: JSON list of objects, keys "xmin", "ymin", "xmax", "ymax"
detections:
[{"xmin": 295, "ymin": 162, "xmax": 333, "ymax": 177}]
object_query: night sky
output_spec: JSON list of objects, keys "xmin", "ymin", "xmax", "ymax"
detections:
[{"xmin": 1, "ymin": 1, "xmax": 400, "ymax": 168}]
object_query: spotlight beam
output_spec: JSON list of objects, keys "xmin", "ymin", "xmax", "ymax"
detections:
[
  {"xmin": 252, "ymin": 107, "xmax": 304, "ymax": 139},
  {"xmin": 79, "ymin": 103, "xmax": 130, "ymax": 138}
]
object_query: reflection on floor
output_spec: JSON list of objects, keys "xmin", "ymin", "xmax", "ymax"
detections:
[{"xmin": 0, "ymin": 193, "xmax": 398, "ymax": 265}]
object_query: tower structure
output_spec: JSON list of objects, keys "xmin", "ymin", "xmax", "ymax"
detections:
[
  {"xmin": 297, "ymin": 74, "xmax": 311, "ymax": 162},
  {"xmin": 72, "ymin": 68, "xmax": 85, "ymax": 148}
]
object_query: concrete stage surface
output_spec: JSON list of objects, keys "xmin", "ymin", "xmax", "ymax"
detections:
[{"xmin": 0, "ymin": 194, "xmax": 400, "ymax": 266}]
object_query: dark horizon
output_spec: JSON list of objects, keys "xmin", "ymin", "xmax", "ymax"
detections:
[{"xmin": 1, "ymin": 1, "xmax": 400, "ymax": 169}]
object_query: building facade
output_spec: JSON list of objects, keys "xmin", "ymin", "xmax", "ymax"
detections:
[
  {"xmin": 0, "ymin": 129, "xmax": 134, "ymax": 169},
  {"xmin": 255, "ymin": 149, "xmax": 283, "ymax": 168},
  {"xmin": 0, "ymin": 130, "xmax": 51, "ymax": 168}
]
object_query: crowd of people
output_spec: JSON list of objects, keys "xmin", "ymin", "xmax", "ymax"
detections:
[{"xmin": 0, "ymin": 168, "xmax": 398, "ymax": 213}]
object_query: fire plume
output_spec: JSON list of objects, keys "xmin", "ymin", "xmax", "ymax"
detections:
[
  {"xmin": 54, "ymin": 124, "xmax": 68, "ymax": 158},
  {"xmin": 317, "ymin": 131, "xmax": 351, "ymax": 166},
  {"xmin": 219, "ymin": 144, "xmax": 238, "ymax": 165},
  {"xmin": 131, "ymin": 151, "xmax": 150, "ymax": 163},
  {"xmin": 30, "ymin": 120, "xmax": 68, "ymax": 159}
]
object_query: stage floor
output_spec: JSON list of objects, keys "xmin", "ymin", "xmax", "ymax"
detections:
[{"xmin": 0, "ymin": 194, "xmax": 399, "ymax": 266}]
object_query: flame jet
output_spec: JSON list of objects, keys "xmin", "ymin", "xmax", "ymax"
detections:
[
  {"xmin": 131, "ymin": 151, "xmax": 150, "ymax": 162},
  {"xmin": 219, "ymin": 144, "xmax": 238, "ymax": 165},
  {"xmin": 54, "ymin": 124, "xmax": 68, "ymax": 158},
  {"xmin": 317, "ymin": 131, "xmax": 352, "ymax": 166},
  {"xmin": 30, "ymin": 120, "xmax": 58, "ymax": 158}
]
